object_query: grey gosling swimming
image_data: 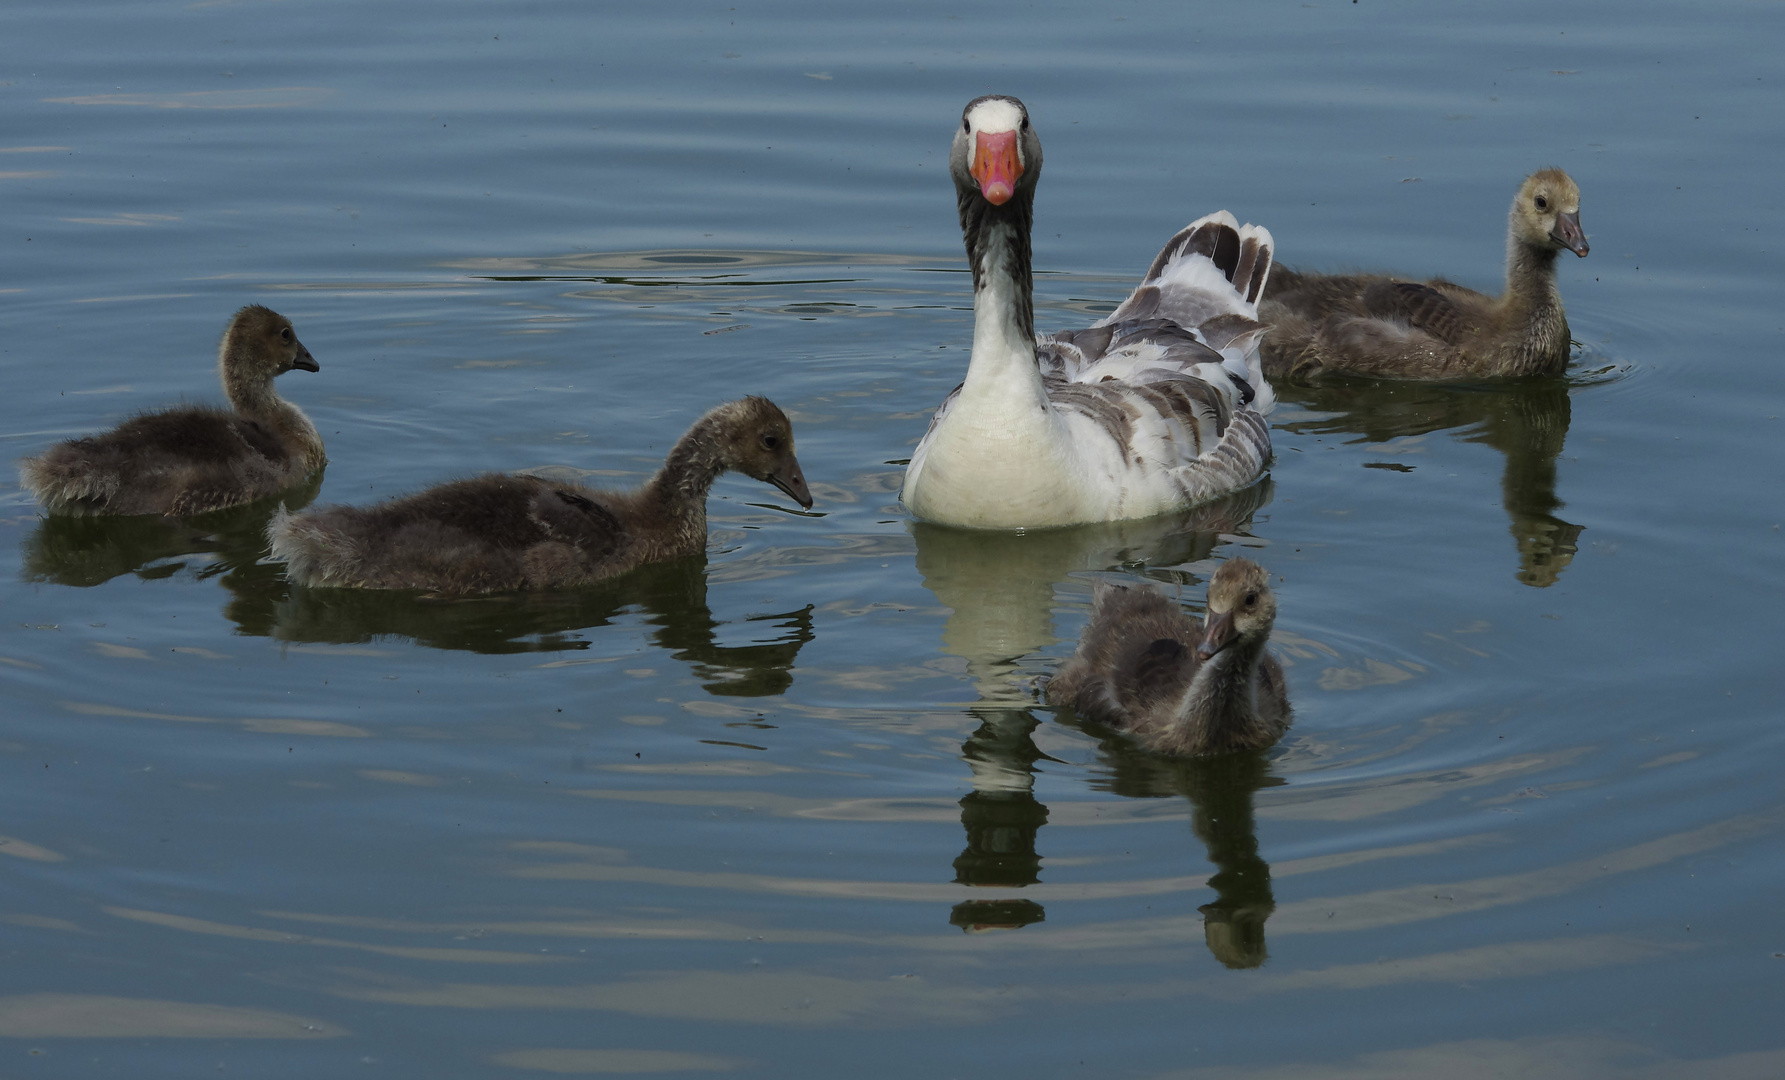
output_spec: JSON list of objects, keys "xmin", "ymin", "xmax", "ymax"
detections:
[
  {"xmin": 269, "ymin": 396, "xmax": 812, "ymax": 594},
  {"xmin": 19, "ymin": 305, "xmax": 325, "ymax": 516},
  {"xmin": 1047, "ymin": 557, "xmax": 1290, "ymax": 756},
  {"xmin": 1260, "ymin": 169, "xmax": 1589, "ymax": 381}
]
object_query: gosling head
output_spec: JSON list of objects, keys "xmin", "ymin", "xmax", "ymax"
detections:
[
  {"xmin": 712, "ymin": 396, "xmax": 813, "ymax": 509},
  {"xmin": 1511, "ymin": 168, "xmax": 1588, "ymax": 258},
  {"xmin": 1197, "ymin": 557, "xmax": 1278, "ymax": 662},
  {"xmin": 221, "ymin": 305, "xmax": 319, "ymax": 379},
  {"xmin": 950, "ymin": 94, "xmax": 1043, "ymax": 209}
]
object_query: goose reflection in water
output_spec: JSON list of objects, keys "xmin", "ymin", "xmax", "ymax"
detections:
[
  {"xmin": 22, "ymin": 497, "xmax": 813, "ymax": 691},
  {"xmin": 263, "ymin": 555, "xmax": 814, "ymax": 691},
  {"xmin": 20, "ymin": 475, "xmax": 321, "ymax": 593},
  {"xmin": 949, "ymin": 707, "xmax": 1051, "ymax": 932},
  {"xmin": 1277, "ymin": 375, "xmax": 1582, "ymax": 587},
  {"xmin": 1087, "ymin": 735, "xmax": 1284, "ymax": 969},
  {"xmin": 911, "ymin": 482, "xmax": 1272, "ymax": 934}
]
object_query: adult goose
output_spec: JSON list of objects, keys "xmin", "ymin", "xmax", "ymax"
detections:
[
  {"xmin": 1260, "ymin": 169, "xmax": 1590, "ymax": 381},
  {"xmin": 901, "ymin": 95, "xmax": 1277, "ymax": 529},
  {"xmin": 268, "ymin": 396, "xmax": 811, "ymax": 594},
  {"xmin": 1047, "ymin": 557, "xmax": 1291, "ymax": 756},
  {"xmin": 19, "ymin": 305, "xmax": 325, "ymax": 516}
]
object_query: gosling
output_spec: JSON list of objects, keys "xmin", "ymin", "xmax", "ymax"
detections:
[
  {"xmin": 1261, "ymin": 169, "xmax": 1590, "ymax": 380},
  {"xmin": 269, "ymin": 396, "xmax": 812, "ymax": 594},
  {"xmin": 19, "ymin": 305, "xmax": 325, "ymax": 516},
  {"xmin": 1047, "ymin": 557, "xmax": 1291, "ymax": 756}
]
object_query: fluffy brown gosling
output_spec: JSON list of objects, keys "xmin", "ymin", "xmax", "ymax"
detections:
[
  {"xmin": 1260, "ymin": 169, "xmax": 1590, "ymax": 381},
  {"xmin": 1047, "ymin": 557, "xmax": 1291, "ymax": 756},
  {"xmin": 268, "ymin": 396, "xmax": 812, "ymax": 594},
  {"xmin": 19, "ymin": 305, "xmax": 325, "ymax": 516}
]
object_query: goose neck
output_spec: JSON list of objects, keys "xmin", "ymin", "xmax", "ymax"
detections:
[
  {"xmin": 1182, "ymin": 634, "xmax": 1270, "ymax": 733},
  {"xmin": 645, "ymin": 418, "xmax": 727, "ymax": 520},
  {"xmin": 222, "ymin": 362, "xmax": 279, "ymax": 418},
  {"xmin": 960, "ymin": 200, "xmax": 1040, "ymax": 390},
  {"xmin": 223, "ymin": 361, "xmax": 324, "ymax": 468},
  {"xmin": 1504, "ymin": 235, "xmax": 1563, "ymax": 316}
]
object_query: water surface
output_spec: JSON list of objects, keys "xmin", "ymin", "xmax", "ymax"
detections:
[{"xmin": 3, "ymin": 1, "xmax": 1783, "ymax": 1077}]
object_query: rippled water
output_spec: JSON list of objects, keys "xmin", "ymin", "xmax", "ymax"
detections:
[{"xmin": 4, "ymin": 1, "xmax": 1783, "ymax": 1076}]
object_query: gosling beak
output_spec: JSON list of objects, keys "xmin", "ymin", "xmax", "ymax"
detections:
[
  {"xmin": 1550, "ymin": 211, "xmax": 1589, "ymax": 257},
  {"xmin": 971, "ymin": 130, "xmax": 1023, "ymax": 207},
  {"xmin": 768, "ymin": 457, "xmax": 814, "ymax": 509},
  {"xmin": 290, "ymin": 347, "xmax": 320, "ymax": 373},
  {"xmin": 1197, "ymin": 609, "xmax": 1236, "ymax": 662}
]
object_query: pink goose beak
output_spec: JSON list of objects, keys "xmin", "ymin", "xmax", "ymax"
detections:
[{"xmin": 971, "ymin": 130, "xmax": 1023, "ymax": 206}]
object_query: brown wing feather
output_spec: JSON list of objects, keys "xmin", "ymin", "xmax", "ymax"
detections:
[
  {"xmin": 1049, "ymin": 583, "xmax": 1201, "ymax": 729},
  {"xmin": 1260, "ymin": 269, "xmax": 1388, "ymax": 320},
  {"xmin": 1119, "ymin": 637, "xmax": 1193, "ymax": 715},
  {"xmin": 102, "ymin": 408, "xmax": 279, "ymax": 464},
  {"xmin": 532, "ymin": 486, "xmax": 624, "ymax": 563},
  {"xmin": 270, "ymin": 474, "xmax": 643, "ymax": 593},
  {"xmin": 1360, "ymin": 281, "xmax": 1469, "ymax": 344},
  {"xmin": 20, "ymin": 406, "xmax": 308, "ymax": 514}
]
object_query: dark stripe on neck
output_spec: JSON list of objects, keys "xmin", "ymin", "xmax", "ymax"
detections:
[{"xmin": 958, "ymin": 187, "xmax": 1035, "ymax": 341}]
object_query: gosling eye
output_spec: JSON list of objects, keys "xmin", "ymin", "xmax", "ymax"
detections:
[
  {"xmin": 279, "ymin": 327, "xmax": 293, "ymax": 342},
  {"xmin": 1244, "ymin": 591, "xmax": 1258, "ymax": 607},
  {"xmin": 761, "ymin": 433, "xmax": 781, "ymax": 451},
  {"xmin": 1534, "ymin": 195, "xmax": 1549, "ymax": 211}
]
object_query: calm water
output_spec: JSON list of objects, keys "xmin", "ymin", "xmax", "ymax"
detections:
[{"xmin": 3, "ymin": 1, "xmax": 1783, "ymax": 1076}]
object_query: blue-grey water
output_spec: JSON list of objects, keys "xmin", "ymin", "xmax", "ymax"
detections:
[{"xmin": 3, "ymin": 1, "xmax": 1782, "ymax": 1076}]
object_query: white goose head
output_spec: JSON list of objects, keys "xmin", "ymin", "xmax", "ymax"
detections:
[
  {"xmin": 948, "ymin": 96, "xmax": 1046, "ymax": 343},
  {"xmin": 949, "ymin": 95, "xmax": 1044, "ymax": 210}
]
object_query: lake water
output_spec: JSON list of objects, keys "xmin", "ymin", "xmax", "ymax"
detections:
[{"xmin": 3, "ymin": 1, "xmax": 1782, "ymax": 1076}]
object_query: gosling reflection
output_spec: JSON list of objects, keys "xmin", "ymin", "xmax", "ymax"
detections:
[
  {"xmin": 1091, "ymin": 739, "xmax": 1284, "ymax": 969},
  {"xmin": 912, "ymin": 485, "xmax": 1271, "ymax": 933},
  {"xmin": 264, "ymin": 555, "xmax": 813, "ymax": 690},
  {"xmin": 19, "ymin": 475, "xmax": 813, "ymax": 688},
  {"xmin": 19, "ymin": 477, "xmax": 319, "ymax": 594},
  {"xmin": 1278, "ymin": 376, "xmax": 1581, "ymax": 586}
]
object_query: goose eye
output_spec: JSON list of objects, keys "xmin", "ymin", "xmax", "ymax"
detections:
[
  {"xmin": 761, "ymin": 434, "xmax": 780, "ymax": 450},
  {"xmin": 1020, "ymin": 116, "xmax": 1029, "ymax": 131},
  {"xmin": 1534, "ymin": 195, "xmax": 1549, "ymax": 211},
  {"xmin": 279, "ymin": 327, "xmax": 292, "ymax": 342},
  {"xmin": 962, "ymin": 119, "xmax": 970, "ymax": 133}
]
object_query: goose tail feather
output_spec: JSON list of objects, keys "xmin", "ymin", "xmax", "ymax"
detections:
[
  {"xmin": 1169, "ymin": 408, "xmax": 1274, "ymax": 504},
  {"xmin": 1128, "ymin": 213, "xmax": 1275, "ymax": 309},
  {"xmin": 1097, "ymin": 215, "xmax": 1278, "ymax": 410},
  {"xmin": 268, "ymin": 505, "xmax": 351, "ymax": 587}
]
